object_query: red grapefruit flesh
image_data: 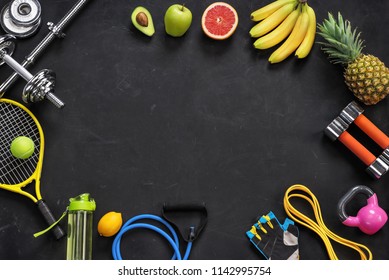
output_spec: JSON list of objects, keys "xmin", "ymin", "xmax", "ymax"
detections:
[{"xmin": 201, "ymin": 2, "xmax": 238, "ymax": 40}]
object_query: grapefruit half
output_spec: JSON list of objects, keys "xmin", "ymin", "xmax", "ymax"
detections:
[{"xmin": 201, "ymin": 2, "xmax": 238, "ymax": 40}]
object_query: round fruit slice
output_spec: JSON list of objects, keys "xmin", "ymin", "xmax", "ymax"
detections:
[
  {"xmin": 201, "ymin": 2, "xmax": 238, "ymax": 40},
  {"xmin": 131, "ymin": 6, "xmax": 155, "ymax": 37}
]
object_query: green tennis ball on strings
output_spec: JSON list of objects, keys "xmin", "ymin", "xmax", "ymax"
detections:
[{"xmin": 10, "ymin": 136, "xmax": 35, "ymax": 159}]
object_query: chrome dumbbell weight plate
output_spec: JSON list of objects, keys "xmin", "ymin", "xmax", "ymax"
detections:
[
  {"xmin": 0, "ymin": 0, "xmax": 91, "ymax": 98},
  {"xmin": 9, "ymin": 0, "xmax": 41, "ymax": 26},
  {"xmin": 0, "ymin": 35, "xmax": 64, "ymax": 108},
  {"xmin": 23, "ymin": 69, "xmax": 55, "ymax": 104},
  {"xmin": 0, "ymin": 3, "xmax": 41, "ymax": 38},
  {"xmin": 0, "ymin": 34, "xmax": 16, "ymax": 66}
]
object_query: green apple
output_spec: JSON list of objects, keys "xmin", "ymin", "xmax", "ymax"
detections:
[{"xmin": 164, "ymin": 4, "xmax": 192, "ymax": 37}]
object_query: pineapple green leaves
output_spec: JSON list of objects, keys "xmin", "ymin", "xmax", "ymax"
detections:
[
  {"xmin": 317, "ymin": 12, "xmax": 364, "ymax": 65},
  {"xmin": 317, "ymin": 12, "xmax": 389, "ymax": 105}
]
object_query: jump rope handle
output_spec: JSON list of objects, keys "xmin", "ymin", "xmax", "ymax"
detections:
[{"xmin": 37, "ymin": 200, "xmax": 66, "ymax": 239}]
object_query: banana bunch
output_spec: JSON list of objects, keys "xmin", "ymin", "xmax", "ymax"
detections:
[{"xmin": 249, "ymin": 0, "xmax": 316, "ymax": 63}]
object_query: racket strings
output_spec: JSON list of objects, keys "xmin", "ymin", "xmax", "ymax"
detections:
[{"xmin": 0, "ymin": 102, "xmax": 40, "ymax": 185}]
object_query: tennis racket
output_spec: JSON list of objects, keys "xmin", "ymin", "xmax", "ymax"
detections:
[{"xmin": 0, "ymin": 98, "xmax": 65, "ymax": 239}]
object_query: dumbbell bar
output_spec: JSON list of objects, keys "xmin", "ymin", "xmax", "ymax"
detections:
[
  {"xmin": 0, "ymin": 0, "xmax": 91, "ymax": 98},
  {"xmin": 325, "ymin": 101, "xmax": 389, "ymax": 179},
  {"xmin": 0, "ymin": 34, "xmax": 64, "ymax": 108}
]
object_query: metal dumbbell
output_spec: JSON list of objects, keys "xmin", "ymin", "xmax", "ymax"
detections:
[
  {"xmin": 0, "ymin": 34, "xmax": 64, "ymax": 108},
  {"xmin": 1, "ymin": 0, "xmax": 42, "ymax": 38},
  {"xmin": 325, "ymin": 101, "xmax": 389, "ymax": 179},
  {"xmin": 0, "ymin": 0, "xmax": 91, "ymax": 98}
]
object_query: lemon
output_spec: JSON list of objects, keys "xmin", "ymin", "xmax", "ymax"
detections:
[{"xmin": 97, "ymin": 211, "xmax": 123, "ymax": 237}]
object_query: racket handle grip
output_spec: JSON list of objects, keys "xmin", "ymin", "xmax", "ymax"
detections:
[{"xmin": 37, "ymin": 200, "xmax": 66, "ymax": 240}]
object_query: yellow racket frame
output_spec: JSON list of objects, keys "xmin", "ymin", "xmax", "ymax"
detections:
[{"xmin": 0, "ymin": 98, "xmax": 45, "ymax": 203}]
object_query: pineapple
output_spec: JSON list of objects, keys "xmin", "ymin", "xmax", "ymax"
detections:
[{"xmin": 318, "ymin": 12, "xmax": 389, "ymax": 105}]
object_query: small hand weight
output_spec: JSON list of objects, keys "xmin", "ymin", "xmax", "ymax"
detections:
[{"xmin": 337, "ymin": 185, "xmax": 387, "ymax": 235}]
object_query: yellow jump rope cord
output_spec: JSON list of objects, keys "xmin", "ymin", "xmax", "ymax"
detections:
[{"xmin": 283, "ymin": 184, "xmax": 373, "ymax": 260}]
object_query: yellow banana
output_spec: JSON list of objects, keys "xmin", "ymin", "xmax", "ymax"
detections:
[
  {"xmin": 253, "ymin": 7, "xmax": 300, "ymax": 49},
  {"xmin": 251, "ymin": 0, "xmax": 298, "ymax": 22},
  {"xmin": 295, "ymin": 5, "xmax": 316, "ymax": 58},
  {"xmin": 249, "ymin": 2, "xmax": 298, "ymax": 38},
  {"xmin": 268, "ymin": 4, "xmax": 309, "ymax": 63}
]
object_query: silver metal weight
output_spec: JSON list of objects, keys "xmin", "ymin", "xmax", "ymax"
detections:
[
  {"xmin": 0, "ymin": 0, "xmax": 92, "ymax": 97},
  {"xmin": 0, "ymin": 2, "xmax": 41, "ymax": 38},
  {"xmin": 324, "ymin": 101, "xmax": 389, "ymax": 179},
  {"xmin": 9, "ymin": 0, "xmax": 41, "ymax": 26},
  {"xmin": 0, "ymin": 34, "xmax": 64, "ymax": 108}
]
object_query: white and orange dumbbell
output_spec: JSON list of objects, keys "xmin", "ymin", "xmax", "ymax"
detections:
[{"xmin": 325, "ymin": 101, "xmax": 389, "ymax": 179}]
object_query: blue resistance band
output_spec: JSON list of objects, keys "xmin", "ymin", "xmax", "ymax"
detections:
[{"xmin": 112, "ymin": 214, "xmax": 193, "ymax": 260}]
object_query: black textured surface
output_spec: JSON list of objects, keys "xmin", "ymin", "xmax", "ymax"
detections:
[{"xmin": 0, "ymin": 0, "xmax": 389, "ymax": 260}]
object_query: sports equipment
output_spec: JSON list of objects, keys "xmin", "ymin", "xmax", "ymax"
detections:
[
  {"xmin": 201, "ymin": 2, "xmax": 238, "ymax": 40},
  {"xmin": 337, "ymin": 185, "xmax": 387, "ymax": 235},
  {"xmin": 325, "ymin": 101, "xmax": 389, "ymax": 179},
  {"xmin": 0, "ymin": 0, "xmax": 91, "ymax": 99},
  {"xmin": 112, "ymin": 214, "xmax": 191, "ymax": 260},
  {"xmin": 318, "ymin": 12, "xmax": 389, "ymax": 105},
  {"xmin": 250, "ymin": 0, "xmax": 317, "ymax": 63},
  {"xmin": 284, "ymin": 184, "xmax": 373, "ymax": 260},
  {"xmin": 0, "ymin": 98, "xmax": 65, "ymax": 239},
  {"xmin": 112, "ymin": 204, "xmax": 207, "ymax": 260},
  {"xmin": 0, "ymin": 0, "xmax": 42, "ymax": 38},
  {"xmin": 9, "ymin": 0, "xmax": 42, "ymax": 27},
  {"xmin": 246, "ymin": 211, "xmax": 299, "ymax": 260},
  {"xmin": 0, "ymin": 34, "xmax": 64, "ymax": 108},
  {"xmin": 10, "ymin": 136, "xmax": 35, "ymax": 159}
]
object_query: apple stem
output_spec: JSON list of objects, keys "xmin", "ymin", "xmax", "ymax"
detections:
[{"xmin": 181, "ymin": 3, "xmax": 185, "ymax": 11}]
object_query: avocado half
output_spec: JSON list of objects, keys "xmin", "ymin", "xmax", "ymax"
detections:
[{"xmin": 131, "ymin": 6, "xmax": 155, "ymax": 36}]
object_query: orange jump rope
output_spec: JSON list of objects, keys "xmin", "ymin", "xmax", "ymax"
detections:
[{"xmin": 325, "ymin": 101, "xmax": 389, "ymax": 179}]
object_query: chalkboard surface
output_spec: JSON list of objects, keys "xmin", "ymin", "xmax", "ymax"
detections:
[{"xmin": 0, "ymin": 0, "xmax": 388, "ymax": 260}]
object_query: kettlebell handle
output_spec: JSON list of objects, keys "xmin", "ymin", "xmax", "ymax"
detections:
[{"xmin": 337, "ymin": 185, "xmax": 374, "ymax": 221}]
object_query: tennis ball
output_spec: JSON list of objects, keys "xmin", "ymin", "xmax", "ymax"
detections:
[{"xmin": 10, "ymin": 136, "xmax": 35, "ymax": 159}]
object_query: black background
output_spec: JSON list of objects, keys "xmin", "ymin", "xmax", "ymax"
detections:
[{"xmin": 0, "ymin": 0, "xmax": 389, "ymax": 260}]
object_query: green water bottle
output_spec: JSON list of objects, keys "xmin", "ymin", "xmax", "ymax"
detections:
[{"xmin": 66, "ymin": 193, "xmax": 96, "ymax": 260}]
